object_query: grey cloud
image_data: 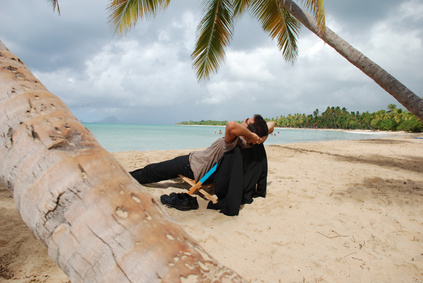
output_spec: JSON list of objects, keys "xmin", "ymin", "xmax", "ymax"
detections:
[{"xmin": 1, "ymin": 0, "xmax": 421, "ymax": 124}]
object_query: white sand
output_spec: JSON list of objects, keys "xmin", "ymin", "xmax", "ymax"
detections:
[{"xmin": 1, "ymin": 134, "xmax": 423, "ymax": 282}]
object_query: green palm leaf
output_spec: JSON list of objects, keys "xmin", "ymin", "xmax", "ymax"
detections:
[
  {"xmin": 303, "ymin": 0, "xmax": 326, "ymax": 36},
  {"xmin": 191, "ymin": 0, "xmax": 235, "ymax": 82},
  {"xmin": 107, "ymin": 0, "xmax": 170, "ymax": 35},
  {"xmin": 47, "ymin": 0, "xmax": 60, "ymax": 14},
  {"xmin": 233, "ymin": 0, "xmax": 251, "ymax": 16},
  {"xmin": 250, "ymin": 0, "xmax": 300, "ymax": 62}
]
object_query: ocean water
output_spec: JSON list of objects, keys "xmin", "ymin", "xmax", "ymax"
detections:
[{"xmin": 83, "ymin": 123, "xmax": 391, "ymax": 153}]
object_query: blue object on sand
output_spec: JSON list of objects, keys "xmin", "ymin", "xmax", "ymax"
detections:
[{"xmin": 200, "ymin": 163, "xmax": 218, "ymax": 183}]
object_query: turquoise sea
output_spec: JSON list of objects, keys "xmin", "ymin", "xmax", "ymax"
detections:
[{"xmin": 83, "ymin": 123, "xmax": 391, "ymax": 153}]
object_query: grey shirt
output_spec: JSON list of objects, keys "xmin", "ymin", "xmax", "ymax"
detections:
[{"xmin": 189, "ymin": 137, "xmax": 249, "ymax": 181}]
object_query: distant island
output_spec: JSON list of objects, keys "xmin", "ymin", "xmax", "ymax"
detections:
[{"xmin": 178, "ymin": 104, "xmax": 422, "ymax": 132}]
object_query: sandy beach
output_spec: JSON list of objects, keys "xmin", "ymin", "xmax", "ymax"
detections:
[{"xmin": 1, "ymin": 133, "xmax": 423, "ymax": 282}]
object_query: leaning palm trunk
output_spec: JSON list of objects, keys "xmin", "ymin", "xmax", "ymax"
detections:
[
  {"xmin": 0, "ymin": 41, "xmax": 243, "ymax": 282},
  {"xmin": 278, "ymin": 0, "xmax": 423, "ymax": 121}
]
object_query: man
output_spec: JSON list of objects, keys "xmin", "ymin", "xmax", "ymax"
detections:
[{"xmin": 130, "ymin": 114, "xmax": 275, "ymax": 185}]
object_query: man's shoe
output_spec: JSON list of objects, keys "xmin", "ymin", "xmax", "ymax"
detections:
[
  {"xmin": 176, "ymin": 193, "xmax": 199, "ymax": 210},
  {"xmin": 177, "ymin": 193, "xmax": 199, "ymax": 210},
  {"xmin": 187, "ymin": 194, "xmax": 199, "ymax": 210},
  {"xmin": 160, "ymin": 193, "xmax": 198, "ymax": 211}
]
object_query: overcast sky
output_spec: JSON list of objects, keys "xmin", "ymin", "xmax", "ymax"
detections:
[{"xmin": 1, "ymin": 0, "xmax": 422, "ymax": 124}]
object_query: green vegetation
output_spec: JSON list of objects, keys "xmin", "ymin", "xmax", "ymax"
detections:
[
  {"xmin": 271, "ymin": 104, "xmax": 422, "ymax": 132},
  {"xmin": 178, "ymin": 104, "xmax": 423, "ymax": 132}
]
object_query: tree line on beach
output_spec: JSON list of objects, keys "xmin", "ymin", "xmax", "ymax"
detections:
[{"xmin": 178, "ymin": 104, "xmax": 423, "ymax": 132}]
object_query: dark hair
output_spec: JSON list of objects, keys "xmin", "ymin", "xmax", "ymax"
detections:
[{"xmin": 247, "ymin": 114, "xmax": 268, "ymax": 137}]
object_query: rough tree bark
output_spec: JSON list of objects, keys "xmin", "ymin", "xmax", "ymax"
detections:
[
  {"xmin": 0, "ymin": 40, "xmax": 244, "ymax": 282},
  {"xmin": 278, "ymin": 0, "xmax": 423, "ymax": 121}
]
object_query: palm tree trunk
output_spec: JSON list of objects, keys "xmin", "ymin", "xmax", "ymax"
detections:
[
  {"xmin": 278, "ymin": 0, "xmax": 423, "ymax": 122},
  {"xmin": 0, "ymin": 40, "xmax": 243, "ymax": 282}
]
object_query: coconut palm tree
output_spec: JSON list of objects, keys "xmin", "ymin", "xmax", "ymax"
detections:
[
  {"xmin": 107, "ymin": 0, "xmax": 423, "ymax": 121},
  {"xmin": 387, "ymin": 104, "xmax": 397, "ymax": 114},
  {"xmin": 0, "ymin": 40, "xmax": 243, "ymax": 281}
]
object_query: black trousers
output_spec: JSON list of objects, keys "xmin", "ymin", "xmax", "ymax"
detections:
[{"xmin": 130, "ymin": 155, "xmax": 194, "ymax": 184}]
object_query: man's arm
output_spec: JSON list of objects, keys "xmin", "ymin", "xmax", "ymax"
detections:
[
  {"xmin": 225, "ymin": 121, "xmax": 261, "ymax": 144},
  {"xmin": 261, "ymin": 121, "xmax": 276, "ymax": 143},
  {"xmin": 267, "ymin": 121, "xmax": 275, "ymax": 135}
]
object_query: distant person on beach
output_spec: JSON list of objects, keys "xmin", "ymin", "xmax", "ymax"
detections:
[{"xmin": 130, "ymin": 114, "xmax": 275, "ymax": 185}]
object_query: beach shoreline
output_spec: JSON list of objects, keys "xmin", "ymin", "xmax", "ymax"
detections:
[{"xmin": 1, "ymin": 134, "xmax": 422, "ymax": 282}]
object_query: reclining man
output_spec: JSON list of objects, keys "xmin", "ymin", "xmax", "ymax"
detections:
[{"xmin": 130, "ymin": 114, "xmax": 275, "ymax": 213}]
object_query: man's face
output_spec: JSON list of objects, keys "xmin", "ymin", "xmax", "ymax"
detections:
[{"xmin": 242, "ymin": 117, "xmax": 254, "ymax": 128}]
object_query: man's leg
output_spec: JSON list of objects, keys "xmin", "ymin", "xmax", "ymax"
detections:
[{"xmin": 130, "ymin": 155, "xmax": 194, "ymax": 184}]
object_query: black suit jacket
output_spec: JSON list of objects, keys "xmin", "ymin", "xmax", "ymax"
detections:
[{"xmin": 207, "ymin": 144, "xmax": 268, "ymax": 216}]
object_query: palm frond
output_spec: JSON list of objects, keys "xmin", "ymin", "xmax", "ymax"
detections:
[
  {"xmin": 302, "ymin": 0, "xmax": 326, "ymax": 36},
  {"xmin": 233, "ymin": 0, "xmax": 251, "ymax": 17},
  {"xmin": 107, "ymin": 0, "xmax": 170, "ymax": 35},
  {"xmin": 47, "ymin": 0, "xmax": 61, "ymax": 14},
  {"xmin": 250, "ymin": 0, "xmax": 300, "ymax": 63},
  {"xmin": 191, "ymin": 0, "xmax": 234, "ymax": 81}
]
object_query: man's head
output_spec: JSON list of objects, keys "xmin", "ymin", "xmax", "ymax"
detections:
[{"xmin": 244, "ymin": 114, "xmax": 268, "ymax": 137}]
